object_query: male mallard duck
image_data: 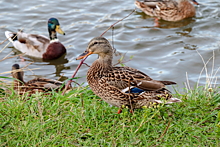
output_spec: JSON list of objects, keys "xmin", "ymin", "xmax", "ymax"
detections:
[
  {"xmin": 77, "ymin": 37, "xmax": 181, "ymax": 113},
  {"xmin": 5, "ymin": 18, "xmax": 66, "ymax": 60},
  {"xmin": 11, "ymin": 64, "xmax": 71, "ymax": 95},
  {"xmin": 135, "ymin": 0, "xmax": 199, "ymax": 22}
]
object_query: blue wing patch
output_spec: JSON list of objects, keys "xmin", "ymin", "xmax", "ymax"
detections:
[{"xmin": 125, "ymin": 87, "xmax": 144, "ymax": 94}]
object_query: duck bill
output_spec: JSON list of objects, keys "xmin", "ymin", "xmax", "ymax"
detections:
[
  {"xmin": 76, "ymin": 51, "xmax": 93, "ymax": 60},
  {"xmin": 56, "ymin": 25, "xmax": 65, "ymax": 35},
  {"xmin": 191, "ymin": 0, "xmax": 199, "ymax": 5}
]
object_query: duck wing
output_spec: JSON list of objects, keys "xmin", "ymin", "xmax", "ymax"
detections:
[
  {"xmin": 5, "ymin": 31, "xmax": 50, "ymax": 58},
  {"xmin": 136, "ymin": 0, "xmax": 177, "ymax": 10},
  {"xmin": 102, "ymin": 66, "xmax": 176, "ymax": 93},
  {"xmin": 26, "ymin": 78, "xmax": 65, "ymax": 90}
]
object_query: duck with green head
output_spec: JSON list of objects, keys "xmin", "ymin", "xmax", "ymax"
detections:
[{"xmin": 5, "ymin": 18, "xmax": 66, "ymax": 60}]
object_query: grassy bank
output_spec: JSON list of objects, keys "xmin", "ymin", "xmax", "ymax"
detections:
[{"xmin": 0, "ymin": 85, "xmax": 220, "ymax": 146}]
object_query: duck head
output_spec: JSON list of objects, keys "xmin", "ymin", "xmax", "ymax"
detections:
[
  {"xmin": 48, "ymin": 18, "xmax": 65, "ymax": 40},
  {"xmin": 76, "ymin": 37, "xmax": 113, "ymax": 60},
  {"xmin": 11, "ymin": 64, "xmax": 25, "ymax": 84}
]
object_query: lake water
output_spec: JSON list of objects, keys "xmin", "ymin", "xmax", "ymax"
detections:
[{"xmin": 0, "ymin": 0, "xmax": 220, "ymax": 91}]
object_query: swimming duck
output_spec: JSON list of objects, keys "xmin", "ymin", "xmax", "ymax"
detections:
[
  {"xmin": 5, "ymin": 18, "xmax": 66, "ymax": 60},
  {"xmin": 135, "ymin": 0, "xmax": 199, "ymax": 22},
  {"xmin": 76, "ymin": 37, "xmax": 181, "ymax": 113},
  {"xmin": 11, "ymin": 64, "xmax": 71, "ymax": 95}
]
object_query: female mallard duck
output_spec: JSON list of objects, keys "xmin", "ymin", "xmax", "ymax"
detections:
[
  {"xmin": 11, "ymin": 64, "xmax": 71, "ymax": 95},
  {"xmin": 5, "ymin": 18, "xmax": 66, "ymax": 60},
  {"xmin": 77, "ymin": 37, "xmax": 181, "ymax": 113},
  {"xmin": 135, "ymin": 0, "xmax": 199, "ymax": 22}
]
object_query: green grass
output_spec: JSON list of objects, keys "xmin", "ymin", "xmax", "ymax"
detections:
[{"xmin": 0, "ymin": 85, "xmax": 220, "ymax": 147}]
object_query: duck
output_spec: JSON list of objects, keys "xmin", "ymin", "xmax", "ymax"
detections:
[
  {"xmin": 76, "ymin": 37, "xmax": 181, "ymax": 113},
  {"xmin": 5, "ymin": 18, "xmax": 66, "ymax": 60},
  {"xmin": 135, "ymin": 0, "xmax": 199, "ymax": 22},
  {"xmin": 11, "ymin": 64, "xmax": 71, "ymax": 95}
]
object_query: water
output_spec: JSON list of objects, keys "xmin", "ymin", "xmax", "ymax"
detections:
[{"xmin": 0, "ymin": 0, "xmax": 220, "ymax": 90}]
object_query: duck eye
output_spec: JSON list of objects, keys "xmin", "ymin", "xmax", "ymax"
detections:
[
  {"xmin": 93, "ymin": 42, "xmax": 98, "ymax": 45},
  {"xmin": 48, "ymin": 20, "xmax": 53, "ymax": 24}
]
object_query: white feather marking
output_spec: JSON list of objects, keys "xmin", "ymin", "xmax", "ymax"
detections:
[
  {"xmin": 121, "ymin": 86, "xmax": 134, "ymax": 93},
  {"xmin": 166, "ymin": 98, "xmax": 182, "ymax": 104},
  {"xmin": 154, "ymin": 100, "xmax": 163, "ymax": 104},
  {"xmin": 156, "ymin": 5, "xmax": 160, "ymax": 10},
  {"xmin": 50, "ymin": 39, "xmax": 59, "ymax": 43},
  {"xmin": 139, "ymin": 91, "xmax": 145, "ymax": 95},
  {"xmin": 137, "ymin": 81, "xmax": 142, "ymax": 86}
]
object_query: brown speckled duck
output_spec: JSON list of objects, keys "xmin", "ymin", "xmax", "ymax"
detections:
[
  {"xmin": 135, "ymin": 0, "xmax": 199, "ymax": 22},
  {"xmin": 5, "ymin": 18, "xmax": 66, "ymax": 60},
  {"xmin": 11, "ymin": 64, "xmax": 71, "ymax": 95},
  {"xmin": 77, "ymin": 37, "xmax": 181, "ymax": 113}
]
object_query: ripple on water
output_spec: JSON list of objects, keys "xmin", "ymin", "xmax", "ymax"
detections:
[{"xmin": 0, "ymin": 0, "xmax": 219, "ymax": 90}]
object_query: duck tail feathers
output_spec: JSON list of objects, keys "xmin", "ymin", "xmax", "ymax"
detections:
[
  {"xmin": 5, "ymin": 31, "xmax": 18, "ymax": 43},
  {"xmin": 166, "ymin": 98, "xmax": 182, "ymax": 104},
  {"xmin": 160, "ymin": 81, "xmax": 176, "ymax": 85}
]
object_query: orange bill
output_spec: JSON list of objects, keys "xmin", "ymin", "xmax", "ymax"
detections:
[{"xmin": 76, "ymin": 51, "xmax": 93, "ymax": 60}]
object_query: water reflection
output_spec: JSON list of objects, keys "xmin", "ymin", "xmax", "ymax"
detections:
[
  {"xmin": 135, "ymin": 11, "xmax": 196, "ymax": 29},
  {"xmin": 0, "ymin": 0, "xmax": 220, "ymax": 89},
  {"xmin": 176, "ymin": 28, "xmax": 193, "ymax": 37},
  {"xmin": 11, "ymin": 49, "xmax": 70, "ymax": 81}
]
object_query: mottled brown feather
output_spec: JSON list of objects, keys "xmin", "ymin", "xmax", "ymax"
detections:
[
  {"xmin": 78, "ymin": 37, "xmax": 181, "ymax": 110},
  {"xmin": 24, "ymin": 34, "xmax": 50, "ymax": 53},
  {"xmin": 135, "ymin": 0, "xmax": 198, "ymax": 21},
  {"xmin": 11, "ymin": 64, "xmax": 70, "ymax": 95}
]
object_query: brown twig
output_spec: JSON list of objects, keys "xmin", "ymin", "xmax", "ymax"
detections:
[
  {"xmin": 0, "ymin": 29, "xmax": 23, "ymax": 54},
  {"xmin": 22, "ymin": 62, "xmax": 34, "ymax": 70},
  {"xmin": 72, "ymin": 80, "xmax": 81, "ymax": 86},
  {"xmin": 62, "ymin": 9, "xmax": 135, "ymax": 95},
  {"xmin": 62, "ymin": 56, "xmax": 88, "ymax": 95},
  {"xmin": 57, "ymin": 73, "xmax": 80, "ymax": 87},
  {"xmin": 57, "ymin": 73, "xmax": 65, "ymax": 81},
  {"xmin": 114, "ymin": 59, "xmax": 133, "ymax": 66},
  {"xmin": 8, "ymin": 62, "xmax": 34, "ymax": 76},
  {"xmin": 82, "ymin": 63, "xmax": 90, "ymax": 67},
  {"xmin": 152, "ymin": 121, "xmax": 171, "ymax": 147},
  {"xmin": 100, "ymin": 9, "xmax": 136, "ymax": 37},
  {"xmin": 156, "ymin": 121, "xmax": 171, "ymax": 141},
  {"xmin": 0, "ymin": 38, "xmax": 9, "ymax": 45},
  {"xmin": 0, "ymin": 53, "xmax": 25, "ymax": 62},
  {"xmin": 113, "ymin": 54, "xmax": 133, "ymax": 66}
]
